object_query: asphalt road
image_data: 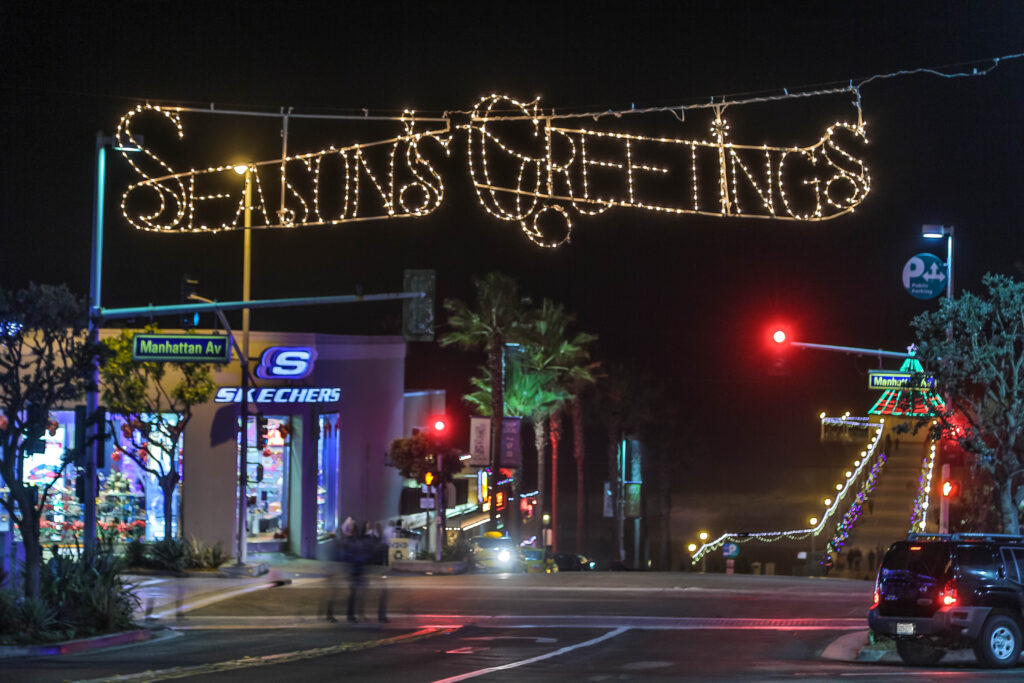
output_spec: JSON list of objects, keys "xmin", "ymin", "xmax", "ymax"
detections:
[{"xmin": 6, "ymin": 572, "xmax": 1024, "ymax": 681}]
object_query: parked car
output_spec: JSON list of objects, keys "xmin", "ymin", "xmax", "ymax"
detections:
[
  {"xmin": 554, "ymin": 552, "xmax": 595, "ymax": 572},
  {"xmin": 469, "ymin": 532, "xmax": 526, "ymax": 573},
  {"xmin": 868, "ymin": 532, "xmax": 1024, "ymax": 668},
  {"xmin": 522, "ymin": 548, "xmax": 558, "ymax": 573}
]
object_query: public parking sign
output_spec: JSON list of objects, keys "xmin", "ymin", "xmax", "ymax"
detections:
[
  {"xmin": 722, "ymin": 542, "xmax": 740, "ymax": 558},
  {"xmin": 903, "ymin": 253, "xmax": 947, "ymax": 300}
]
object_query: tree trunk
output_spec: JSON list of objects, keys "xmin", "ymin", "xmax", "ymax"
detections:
[
  {"xmin": 570, "ymin": 399, "xmax": 585, "ymax": 554},
  {"xmin": 159, "ymin": 470, "xmax": 180, "ymax": 541},
  {"xmin": 488, "ymin": 338, "xmax": 504, "ymax": 532},
  {"xmin": 534, "ymin": 418, "xmax": 546, "ymax": 543},
  {"xmin": 549, "ymin": 410, "xmax": 561, "ymax": 553},
  {"xmin": 19, "ymin": 502, "xmax": 42, "ymax": 599},
  {"xmin": 1000, "ymin": 483, "xmax": 1020, "ymax": 534}
]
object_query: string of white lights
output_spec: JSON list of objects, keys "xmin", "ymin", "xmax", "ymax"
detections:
[{"xmin": 690, "ymin": 418, "xmax": 884, "ymax": 564}]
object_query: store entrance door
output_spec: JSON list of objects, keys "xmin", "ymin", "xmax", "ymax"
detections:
[{"xmin": 245, "ymin": 415, "xmax": 290, "ymax": 547}]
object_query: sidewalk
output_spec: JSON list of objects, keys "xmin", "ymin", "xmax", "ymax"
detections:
[{"xmin": 130, "ymin": 552, "xmax": 356, "ymax": 620}]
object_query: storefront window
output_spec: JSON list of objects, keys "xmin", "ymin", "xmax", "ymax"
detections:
[
  {"xmin": 245, "ymin": 415, "xmax": 289, "ymax": 542},
  {"xmin": 317, "ymin": 413, "xmax": 340, "ymax": 538},
  {"xmin": 110, "ymin": 413, "xmax": 179, "ymax": 542},
  {"xmin": 23, "ymin": 410, "xmax": 80, "ymax": 547}
]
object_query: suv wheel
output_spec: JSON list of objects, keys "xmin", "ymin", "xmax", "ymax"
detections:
[
  {"xmin": 974, "ymin": 614, "xmax": 1022, "ymax": 668},
  {"xmin": 896, "ymin": 639, "xmax": 945, "ymax": 666}
]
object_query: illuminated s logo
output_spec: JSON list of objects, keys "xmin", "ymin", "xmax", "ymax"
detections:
[{"xmin": 255, "ymin": 347, "xmax": 317, "ymax": 379}]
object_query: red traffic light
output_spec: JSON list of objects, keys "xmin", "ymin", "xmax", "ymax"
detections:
[
  {"xmin": 772, "ymin": 329, "xmax": 787, "ymax": 344},
  {"xmin": 427, "ymin": 414, "xmax": 449, "ymax": 434}
]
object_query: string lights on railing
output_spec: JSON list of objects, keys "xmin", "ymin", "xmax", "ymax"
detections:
[
  {"xmin": 909, "ymin": 439, "xmax": 939, "ymax": 532},
  {"xmin": 691, "ymin": 417, "xmax": 883, "ymax": 564},
  {"xmin": 825, "ymin": 453, "xmax": 887, "ymax": 556}
]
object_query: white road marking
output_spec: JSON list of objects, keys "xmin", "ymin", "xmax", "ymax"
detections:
[
  {"xmin": 148, "ymin": 581, "xmax": 286, "ymax": 619},
  {"xmin": 431, "ymin": 627, "xmax": 630, "ymax": 683}
]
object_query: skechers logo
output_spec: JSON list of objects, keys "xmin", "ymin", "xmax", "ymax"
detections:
[{"xmin": 255, "ymin": 347, "xmax": 317, "ymax": 379}]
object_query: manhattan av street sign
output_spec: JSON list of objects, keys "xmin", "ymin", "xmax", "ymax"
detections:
[
  {"xmin": 868, "ymin": 370, "xmax": 935, "ymax": 391},
  {"xmin": 132, "ymin": 334, "xmax": 231, "ymax": 363}
]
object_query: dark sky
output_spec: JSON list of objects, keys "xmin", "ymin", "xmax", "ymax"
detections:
[{"xmin": 3, "ymin": 1, "xmax": 1024, "ymax": 502}]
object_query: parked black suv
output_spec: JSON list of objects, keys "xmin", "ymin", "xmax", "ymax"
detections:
[{"xmin": 869, "ymin": 533, "xmax": 1024, "ymax": 667}]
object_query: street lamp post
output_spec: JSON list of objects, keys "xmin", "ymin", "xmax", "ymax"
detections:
[
  {"xmin": 232, "ymin": 164, "xmax": 253, "ymax": 566},
  {"xmin": 923, "ymin": 224, "xmax": 954, "ymax": 535},
  {"xmin": 922, "ymin": 224, "xmax": 954, "ymax": 300}
]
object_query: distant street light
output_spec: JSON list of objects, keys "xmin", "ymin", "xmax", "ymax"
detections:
[
  {"xmin": 922, "ymin": 224, "xmax": 954, "ymax": 299},
  {"xmin": 698, "ymin": 530, "xmax": 709, "ymax": 541}
]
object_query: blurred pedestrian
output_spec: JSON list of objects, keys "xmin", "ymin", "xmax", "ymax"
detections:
[{"xmin": 325, "ymin": 520, "xmax": 355, "ymax": 622}]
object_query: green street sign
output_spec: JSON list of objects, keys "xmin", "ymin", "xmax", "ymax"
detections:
[
  {"xmin": 903, "ymin": 253, "xmax": 947, "ymax": 300},
  {"xmin": 131, "ymin": 334, "xmax": 231, "ymax": 363},
  {"xmin": 868, "ymin": 370, "xmax": 935, "ymax": 391}
]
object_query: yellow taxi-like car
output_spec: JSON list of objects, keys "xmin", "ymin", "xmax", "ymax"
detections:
[{"xmin": 469, "ymin": 532, "xmax": 526, "ymax": 573}]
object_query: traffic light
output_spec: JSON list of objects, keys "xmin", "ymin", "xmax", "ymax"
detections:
[
  {"xmin": 255, "ymin": 413, "xmax": 269, "ymax": 450},
  {"xmin": 180, "ymin": 274, "xmax": 200, "ymax": 329},
  {"xmin": 942, "ymin": 479, "xmax": 959, "ymax": 499},
  {"xmin": 426, "ymin": 414, "xmax": 449, "ymax": 440},
  {"xmin": 767, "ymin": 324, "xmax": 792, "ymax": 376},
  {"xmin": 423, "ymin": 471, "xmax": 435, "ymax": 487}
]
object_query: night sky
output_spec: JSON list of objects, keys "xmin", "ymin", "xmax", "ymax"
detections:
[{"xmin": 3, "ymin": 2, "xmax": 1024, "ymax": 531}]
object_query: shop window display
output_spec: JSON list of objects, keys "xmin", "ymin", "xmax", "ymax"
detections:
[
  {"xmin": 245, "ymin": 415, "xmax": 289, "ymax": 542},
  {"xmin": 23, "ymin": 411, "xmax": 81, "ymax": 548},
  {"xmin": 109, "ymin": 413, "xmax": 180, "ymax": 542},
  {"xmin": 317, "ymin": 413, "xmax": 340, "ymax": 538}
]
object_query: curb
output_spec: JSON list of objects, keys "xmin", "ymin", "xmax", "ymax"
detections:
[
  {"xmin": 123, "ymin": 568, "xmax": 231, "ymax": 578},
  {"xmin": 390, "ymin": 560, "xmax": 468, "ymax": 575},
  {"xmin": 0, "ymin": 628, "xmax": 153, "ymax": 659}
]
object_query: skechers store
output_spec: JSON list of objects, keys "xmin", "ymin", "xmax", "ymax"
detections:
[
  {"xmin": 183, "ymin": 331, "xmax": 407, "ymax": 559},
  {"xmin": 1, "ymin": 331, "xmax": 407, "ymax": 564}
]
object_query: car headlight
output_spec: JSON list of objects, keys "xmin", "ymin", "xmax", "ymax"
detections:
[{"xmin": 498, "ymin": 549, "xmax": 511, "ymax": 563}]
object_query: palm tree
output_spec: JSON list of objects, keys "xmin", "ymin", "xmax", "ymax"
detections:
[
  {"xmin": 441, "ymin": 273, "xmax": 534, "ymax": 530},
  {"xmin": 465, "ymin": 363, "xmax": 568, "ymax": 537},
  {"xmin": 521, "ymin": 299, "xmax": 598, "ymax": 553}
]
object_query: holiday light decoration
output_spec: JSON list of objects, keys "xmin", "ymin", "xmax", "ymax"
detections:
[
  {"xmin": 115, "ymin": 92, "xmax": 870, "ymax": 247},
  {"xmin": 825, "ymin": 452, "xmax": 886, "ymax": 557},
  {"xmin": 467, "ymin": 94, "xmax": 870, "ymax": 246},
  {"xmin": 909, "ymin": 440, "xmax": 939, "ymax": 532},
  {"xmin": 691, "ymin": 417, "xmax": 883, "ymax": 563},
  {"xmin": 117, "ymin": 105, "xmax": 451, "ymax": 234}
]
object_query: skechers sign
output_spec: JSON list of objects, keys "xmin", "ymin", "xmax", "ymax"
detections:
[
  {"xmin": 215, "ymin": 346, "xmax": 337, "ymax": 404},
  {"xmin": 214, "ymin": 387, "xmax": 340, "ymax": 404},
  {"xmin": 256, "ymin": 347, "xmax": 316, "ymax": 379}
]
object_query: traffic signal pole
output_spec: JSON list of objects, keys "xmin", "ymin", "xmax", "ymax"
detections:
[
  {"xmin": 939, "ymin": 463, "xmax": 951, "ymax": 534},
  {"xmin": 435, "ymin": 453, "xmax": 444, "ymax": 563}
]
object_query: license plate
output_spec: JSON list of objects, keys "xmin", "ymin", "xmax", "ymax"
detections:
[{"xmin": 896, "ymin": 622, "xmax": 915, "ymax": 635}]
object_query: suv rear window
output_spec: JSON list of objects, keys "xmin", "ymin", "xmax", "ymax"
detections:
[
  {"xmin": 882, "ymin": 542, "xmax": 951, "ymax": 579},
  {"xmin": 955, "ymin": 545, "xmax": 998, "ymax": 580}
]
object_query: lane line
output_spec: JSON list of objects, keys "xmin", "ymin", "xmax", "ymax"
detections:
[
  {"xmin": 431, "ymin": 626, "xmax": 630, "ymax": 683},
  {"xmin": 77, "ymin": 627, "xmax": 453, "ymax": 682}
]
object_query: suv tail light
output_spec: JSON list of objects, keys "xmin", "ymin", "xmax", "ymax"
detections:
[
  {"xmin": 872, "ymin": 575, "xmax": 880, "ymax": 607},
  {"xmin": 939, "ymin": 579, "xmax": 958, "ymax": 606}
]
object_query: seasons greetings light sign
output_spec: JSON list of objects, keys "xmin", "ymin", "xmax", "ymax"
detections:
[{"xmin": 116, "ymin": 94, "xmax": 870, "ymax": 248}]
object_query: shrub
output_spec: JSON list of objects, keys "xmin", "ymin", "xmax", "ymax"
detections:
[
  {"xmin": 149, "ymin": 538, "xmax": 186, "ymax": 572},
  {"xmin": 40, "ymin": 549, "xmax": 138, "ymax": 637},
  {"xmin": 124, "ymin": 539, "xmax": 148, "ymax": 568},
  {"xmin": 184, "ymin": 537, "xmax": 226, "ymax": 570}
]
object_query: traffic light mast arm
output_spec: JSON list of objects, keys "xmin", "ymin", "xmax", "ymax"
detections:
[{"xmin": 786, "ymin": 340, "xmax": 913, "ymax": 360}]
